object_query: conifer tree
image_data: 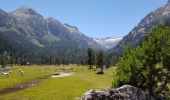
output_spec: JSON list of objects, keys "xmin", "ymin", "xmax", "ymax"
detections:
[
  {"xmin": 96, "ymin": 51, "xmax": 104, "ymax": 74},
  {"xmin": 87, "ymin": 48, "xmax": 94, "ymax": 69},
  {"xmin": 114, "ymin": 24, "xmax": 170, "ymax": 98}
]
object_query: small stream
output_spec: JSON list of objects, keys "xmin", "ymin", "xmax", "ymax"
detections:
[
  {"xmin": 0, "ymin": 77, "xmax": 48, "ymax": 95},
  {"xmin": 0, "ymin": 72, "xmax": 73, "ymax": 95}
]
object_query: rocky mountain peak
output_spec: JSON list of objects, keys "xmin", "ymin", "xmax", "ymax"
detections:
[
  {"xmin": 63, "ymin": 23, "xmax": 79, "ymax": 33},
  {"xmin": 47, "ymin": 17, "xmax": 61, "ymax": 25},
  {"xmin": 0, "ymin": 9, "xmax": 4, "ymax": 13},
  {"xmin": 168, "ymin": 0, "xmax": 170, "ymax": 4},
  {"xmin": 63, "ymin": 23, "xmax": 78, "ymax": 31},
  {"xmin": 12, "ymin": 6, "xmax": 41, "ymax": 17},
  {"xmin": 0, "ymin": 9, "xmax": 7, "ymax": 15}
]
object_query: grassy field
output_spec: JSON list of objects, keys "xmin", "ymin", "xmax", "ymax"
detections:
[{"xmin": 0, "ymin": 65, "xmax": 116, "ymax": 100}]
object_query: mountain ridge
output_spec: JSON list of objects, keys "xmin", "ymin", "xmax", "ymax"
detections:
[
  {"xmin": 0, "ymin": 6, "xmax": 117, "ymax": 64},
  {"xmin": 5, "ymin": 6, "xmax": 107, "ymax": 50},
  {"xmin": 11, "ymin": 6, "xmax": 42, "ymax": 17},
  {"xmin": 109, "ymin": 1, "xmax": 170, "ymax": 60}
]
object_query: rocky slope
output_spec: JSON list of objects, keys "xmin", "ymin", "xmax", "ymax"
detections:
[{"xmin": 109, "ymin": 1, "xmax": 170, "ymax": 56}]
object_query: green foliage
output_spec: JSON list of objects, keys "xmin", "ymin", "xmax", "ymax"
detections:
[
  {"xmin": 0, "ymin": 51, "xmax": 11, "ymax": 68},
  {"xmin": 87, "ymin": 48, "xmax": 95, "ymax": 69},
  {"xmin": 0, "ymin": 31, "xmax": 87, "ymax": 65},
  {"xmin": 0, "ymin": 65, "xmax": 54, "ymax": 89},
  {"xmin": 114, "ymin": 24, "xmax": 170, "ymax": 98},
  {"xmin": 96, "ymin": 51, "xmax": 105, "ymax": 73}
]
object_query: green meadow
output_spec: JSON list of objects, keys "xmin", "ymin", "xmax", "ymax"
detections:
[{"xmin": 0, "ymin": 65, "xmax": 116, "ymax": 100}]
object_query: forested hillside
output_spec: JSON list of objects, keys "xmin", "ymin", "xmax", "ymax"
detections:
[{"xmin": 0, "ymin": 6, "xmax": 108, "ymax": 65}]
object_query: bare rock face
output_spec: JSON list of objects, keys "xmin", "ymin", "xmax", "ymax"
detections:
[{"xmin": 81, "ymin": 85, "xmax": 153, "ymax": 100}]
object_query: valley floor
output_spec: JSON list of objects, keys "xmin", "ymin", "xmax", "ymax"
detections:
[{"xmin": 0, "ymin": 65, "xmax": 116, "ymax": 100}]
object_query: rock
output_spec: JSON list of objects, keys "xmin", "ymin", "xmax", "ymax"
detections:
[{"xmin": 81, "ymin": 85, "xmax": 153, "ymax": 100}]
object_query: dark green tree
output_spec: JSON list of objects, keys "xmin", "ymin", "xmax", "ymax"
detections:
[
  {"xmin": 0, "ymin": 51, "xmax": 11, "ymax": 68},
  {"xmin": 96, "ymin": 51, "xmax": 104, "ymax": 74},
  {"xmin": 87, "ymin": 48, "xmax": 94, "ymax": 69}
]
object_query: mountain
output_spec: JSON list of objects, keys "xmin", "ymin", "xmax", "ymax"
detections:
[
  {"xmin": 10, "ymin": 6, "xmax": 105, "ymax": 50},
  {"xmin": 0, "ymin": 6, "xmax": 104, "ymax": 50},
  {"xmin": 109, "ymin": 1, "xmax": 170, "ymax": 57},
  {"xmin": 0, "ymin": 6, "xmax": 106, "ymax": 64},
  {"xmin": 93, "ymin": 37, "xmax": 122, "ymax": 49}
]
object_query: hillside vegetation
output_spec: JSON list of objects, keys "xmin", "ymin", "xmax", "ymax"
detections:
[{"xmin": 114, "ymin": 24, "xmax": 170, "ymax": 99}]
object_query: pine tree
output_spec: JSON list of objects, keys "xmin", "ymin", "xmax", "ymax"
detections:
[
  {"xmin": 1, "ymin": 51, "xmax": 11, "ymax": 68},
  {"xmin": 96, "ymin": 51, "xmax": 104, "ymax": 74},
  {"xmin": 114, "ymin": 24, "xmax": 170, "ymax": 98},
  {"xmin": 87, "ymin": 48, "xmax": 94, "ymax": 69}
]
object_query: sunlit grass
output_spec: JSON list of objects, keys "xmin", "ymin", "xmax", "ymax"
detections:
[
  {"xmin": 0, "ymin": 65, "xmax": 86, "ymax": 90},
  {"xmin": 0, "ymin": 65, "xmax": 116, "ymax": 100}
]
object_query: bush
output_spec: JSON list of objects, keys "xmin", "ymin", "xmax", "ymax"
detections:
[{"xmin": 113, "ymin": 24, "xmax": 170, "ymax": 98}]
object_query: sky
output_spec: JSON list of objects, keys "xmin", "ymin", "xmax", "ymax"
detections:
[{"xmin": 0, "ymin": 0, "xmax": 167, "ymax": 38}]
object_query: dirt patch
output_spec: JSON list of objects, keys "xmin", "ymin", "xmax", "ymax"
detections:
[{"xmin": 51, "ymin": 72, "xmax": 73, "ymax": 78}]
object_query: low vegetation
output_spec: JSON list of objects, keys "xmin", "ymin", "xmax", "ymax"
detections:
[
  {"xmin": 0, "ymin": 65, "xmax": 86, "ymax": 90},
  {"xmin": 0, "ymin": 65, "xmax": 116, "ymax": 100}
]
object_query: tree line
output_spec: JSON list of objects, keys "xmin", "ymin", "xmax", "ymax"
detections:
[{"xmin": 0, "ymin": 31, "xmax": 88, "ymax": 66}]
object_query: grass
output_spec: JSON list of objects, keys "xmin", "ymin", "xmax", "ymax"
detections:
[
  {"xmin": 0, "ymin": 65, "xmax": 86, "ymax": 90},
  {"xmin": 0, "ymin": 65, "xmax": 53, "ymax": 90},
  {"xmin": 0, "ymin": 65, "xmax": 116, "ymax": 100}
]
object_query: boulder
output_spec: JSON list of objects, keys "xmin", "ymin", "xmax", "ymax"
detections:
[{"xmin": 81, "ymin": 85, "xmax": 153, "ymax": 100}]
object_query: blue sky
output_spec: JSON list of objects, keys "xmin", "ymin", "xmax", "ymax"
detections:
[{"xmin": 0, "ymin": 0, "xmax": 167, "ymax": 38}]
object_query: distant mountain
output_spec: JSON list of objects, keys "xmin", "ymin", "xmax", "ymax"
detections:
[
  {"xmin": 93, "ymin": 37, "xmax": 122, "ymax": 49},
  {"xmin": 109, "ymin": 1, "xmax": 170, "ymax": 57},
  {"xmin": 10, "ymin": 6, "xmax": 105, "ymax": 50},
  {"xmin": 0, "ymin": 6, "xmax": 106, "ymax": 64}
]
